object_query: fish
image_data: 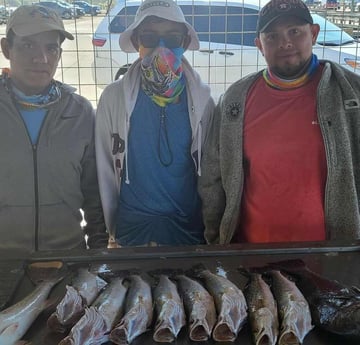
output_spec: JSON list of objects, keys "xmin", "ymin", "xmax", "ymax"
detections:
[
  {"xmin": 175, "ymin": 274, "xmax": 216, "ymax": 342},
  {"xmin": 195, "ymin": 268, "xmax": 248, "ymax": 342},
  {"xmin": 267, "ymin": 269, "xmax": 314, "ymax": 345},
  {"xmin": 242, "ymin": 272, "xmax": 279, "ymax": 345},
  {"xmin": 109, "ymin": 274, "xmax": 153, "ymax": 345},
  {"xmin": 58, "ymin": 277, "xmax": 127, "ymax": 345},
  {"xmin": 47, "ymin": 267, "xmax": 108, "ymax": 333},
  {"xmin": 269, "ymin": 259, "xmax": 360, "ymax": 339},
  {"xmin": 0, "ymin": 261, "xmax": 65, "ymax": 345},
  {"xmin": 152, "ymin": 274, "xmax": 186, "ymax": 343}
]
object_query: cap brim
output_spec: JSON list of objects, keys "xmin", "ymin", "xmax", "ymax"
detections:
[{"xmin": 12, "ymin": 24, "xmax": 74, "ymax": 40}]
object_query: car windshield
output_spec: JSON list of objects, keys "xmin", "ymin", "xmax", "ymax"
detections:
[{"xmin": 312, "ymin": 13, "xmax": 355, "ymax": 46}]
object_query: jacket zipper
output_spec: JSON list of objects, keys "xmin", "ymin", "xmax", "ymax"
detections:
[{"xmin": 32, "ymin": 144, "xmax": 39, "ymax": 251}]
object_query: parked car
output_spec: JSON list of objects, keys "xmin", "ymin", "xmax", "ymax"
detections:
[
  {"xmin": 37, "ymin": 1, "xmax": 74, "ymax": 19},
  {"xmin": 0, "ymin": 5, "xmax": 9, "ymax": 24},
  {"xmin": 57, "ymin": 0, "xmax": 85, "ymax": 17},
  {"xmin": 72, "ymin": 0, "xmax": 100, "ymax": 15},
  {"xmin": 92, "ymin": 0, "xmax": 360, "ymax": 100}
]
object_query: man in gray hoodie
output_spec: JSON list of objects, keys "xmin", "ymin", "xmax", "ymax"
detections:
[
  {"xmin": 0, "ymin": 5, "xmax": 107, "ymax": 251},
  {"xmin": 199, "ymin": 0, "xmax": 360, "ymax": 244}
]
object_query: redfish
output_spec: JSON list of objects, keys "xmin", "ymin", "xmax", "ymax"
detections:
[{"xmin": 270, "ymin": 259, "xmax": 360, "ymax": 339}]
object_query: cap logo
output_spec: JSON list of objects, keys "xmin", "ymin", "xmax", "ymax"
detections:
[{"xmin": 140, "ymin": 0, "xmax": 171, "ymax": 12}]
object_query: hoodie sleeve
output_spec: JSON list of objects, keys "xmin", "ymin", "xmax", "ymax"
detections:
[{"xmin": 95, "ymin": 87, "xmax": 121, "ymax": 243}]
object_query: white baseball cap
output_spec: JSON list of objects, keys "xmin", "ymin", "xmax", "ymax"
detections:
[{"xmin": 119, "ymin": 0, "xmax": 199, "ymax": 52}]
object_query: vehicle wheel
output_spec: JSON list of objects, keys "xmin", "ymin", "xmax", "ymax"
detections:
[
  {"xmin": 63, "ymin": 11, "xmax": 72, "ymax": 19},
  {"xmin": 115, "ymin": 64, "xmax": 132, "ymax": 80}
]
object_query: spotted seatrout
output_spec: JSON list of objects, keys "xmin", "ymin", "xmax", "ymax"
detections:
[
  {"xmin": 268, "ymin": 270, "xmax": 313, "ymax": 345},
  {"xmin": 58, "ymin": 277, "xmax": 127, "ymax": 345},
  {"xmin": 243, "ymin": 272, "xmax": 279, "ymax": 345},
  {"xmin": 197, "ymin": 269, "xmax": 248, "ymax": 342},
  {"xmin": 153, "ymin": 274, "xmax": 186, "ymax": 343},
  {"xmin": 48, "ymin": 267, "xmax": 107, "ymax": 332},
  {"xmin": 0, "ymin": 279, "xmax": 60, "ymax": 345},
  {"xmin": 175, "ymin": 274, "xmax": 216, "ymax": 342},
  {"xmin": 110, "ymin": 275, "xmax": 153, "ymax": 345}
]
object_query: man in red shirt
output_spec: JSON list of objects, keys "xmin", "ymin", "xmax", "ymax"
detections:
[{"xmin": 199, "ymin": 0, "xmax": 360, "ymax": 244}]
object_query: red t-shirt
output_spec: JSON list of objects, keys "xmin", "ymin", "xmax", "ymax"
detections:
[{"xmin": 235, "ymin": 69, "xmax": 327, "ymax": 243}]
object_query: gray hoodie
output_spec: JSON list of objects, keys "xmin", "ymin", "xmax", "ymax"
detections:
[{"xmin": 199, "ymin": 60, "xmax": 360, "ymax": 244}]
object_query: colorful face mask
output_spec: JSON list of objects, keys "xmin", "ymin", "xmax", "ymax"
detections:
[{"xmin": 140, "ymin": 42, "xmax": 185, "ymax": 107}]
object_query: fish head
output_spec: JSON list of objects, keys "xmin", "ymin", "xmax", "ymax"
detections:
[{"xmin": 0, "ymin": 322, "xmax": 21, "ymax": 344}]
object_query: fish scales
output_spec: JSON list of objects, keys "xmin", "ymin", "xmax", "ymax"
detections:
[
  {"xmin": 0, "ymin": 279, "xmax": 58, "ymax": 345},
  {"xmin": 48, "ymin": 268, "xmax": 107, "ymax": 332},
  {"xmin": 268, "ymin": 270, "xmax": 313, "ymax": 345},
  {"xmin": 175, "ymin": 274, "xmax": 217, "ymax": 342},
  {"xmin": 198, "ymin": 269, "xmax": 248, "ymax": 342},
  {"xmin": 270, "ymin": 259, "xmax": 360, "ymax": 339},
  {"xmin": 153, "ymin": 274, "xmax": 186, "ymax": 343},
  {"xmin": 243, "ymin": 273, "xmax": 279, "ymax": 345},
  {"xmin": 58, "ymin": 277, "xmax": 127, "ymax": 345},
  {"xmin": 109, "ymin": 274, "xmax": 153, "ymax": 345}
]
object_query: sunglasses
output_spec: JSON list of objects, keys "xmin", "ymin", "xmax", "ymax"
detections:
[{"xmin": 138, "ymin": 33, "xmax": 185, "ymax": 49}]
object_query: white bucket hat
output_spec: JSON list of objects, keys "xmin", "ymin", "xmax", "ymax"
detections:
[{"xmin": 119, "ymin": 0, "xmax": 200, "ymax": 52}]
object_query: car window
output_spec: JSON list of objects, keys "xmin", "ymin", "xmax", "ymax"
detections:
[
  {"xmin": 109, "ymin": 4, "xmax": 258, "ymax": 46},
  {"xmin": 312, "ymin": 13, "xmax": 354, "ymax": 45}
]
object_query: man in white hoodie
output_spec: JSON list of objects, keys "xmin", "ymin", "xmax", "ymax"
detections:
[{"xmin": 95, "ymin": 0, "xmax": 214, "ymax": 247}]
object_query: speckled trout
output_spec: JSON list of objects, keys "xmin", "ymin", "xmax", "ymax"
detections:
[
  {"xmin": 110, "ymin": 275, "xmax": 153, "ymax": 345},
  {"xmin": 58, "ymin": 277, "xmax": 127, "ymax": 345},
  {"xmin": 0, "ymin": 279, "xmax": 59, "ymax": 345},
  {"xmin": 243, "ymin": 272, "xmax": 279, "ymax": 345},
  {"xmin": 197, "ymin": 268, "xmax": 248, "ymax": 342},
  {"xmin": 175, "ymin": 274, "xmax": 216, "ymax": 342},
  {"xmin": 153, "ymin": 274, "xmax": 186, "ymax": 342},
  {"xmin": 268, "ymin": 270, "xmax": 313, "ymax": 345},
  {"xmin": 47, "ymin": 267, "xmax": 107, "ymax": 333}
]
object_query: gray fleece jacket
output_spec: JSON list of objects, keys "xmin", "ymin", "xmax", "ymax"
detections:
[{"xmin": 199, "ymin": 60, "xmax": 360, "ymax": 244}]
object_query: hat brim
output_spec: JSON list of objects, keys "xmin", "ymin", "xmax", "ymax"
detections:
[{"xmin": 119, "ymin": 18, "xmax": 199, "ymax": 52}]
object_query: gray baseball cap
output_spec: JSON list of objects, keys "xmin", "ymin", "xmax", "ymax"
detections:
[
  {"xmin": 119, "ymin": 0, "xmax": 199, "ymax": 52},
  {"xmin": 6, "ymin": 5, "xmax": 74, "ymax": 40}
]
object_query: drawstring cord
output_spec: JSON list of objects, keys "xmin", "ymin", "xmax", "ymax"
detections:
[{"xmin": 158, "ymin": 107, "xmax": 173, "ymax": 167}]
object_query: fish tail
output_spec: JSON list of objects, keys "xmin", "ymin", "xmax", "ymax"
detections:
[{"xmin": 189, "ymin": 318, "xmax": 212, "ymax": 342}]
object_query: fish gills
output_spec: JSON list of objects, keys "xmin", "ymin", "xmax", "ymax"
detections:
[
  {"xmin": 110, "ymin": 275, "xmax": 153, "ymax": 345},
  {"xmin": 199, "ymin": 270, "xmax": 248, "ymax": 342},
  {"xmin": 175, "ymin": 275, "xmax": 216, "ymax": 342},
  {"xmin": 153, "ymin": 275, "xmax": 186, "ymax": 343},
  {"xmin": 269, "ymin": 270, "xmax": 313, "ymax": 345},
  {"xmin": 48, "ymin": 268, "xmax": 108, "ymax": 333},
  {"xmin": 244, "ymin": 273, "xmax": 278, "ymax": 345},
  {"xmin": 0, "ymin": 280, "xmax": 57, "ymax": 345},
  {"xmin": 58, "ymin": 277, "xmax": 127, "ymax": 345}
]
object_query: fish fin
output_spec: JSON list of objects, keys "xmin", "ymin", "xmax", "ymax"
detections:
[
  {"xmin": 26, "ymin": 260, "xmax": 68, "ymax": 285},
  {"xmin": 186, "ymin": 263, "xmax": 208, "ymax": 278},
  {"xmin": 267, "ymin": 259, "xmax": 307, "ymax": 271}
]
